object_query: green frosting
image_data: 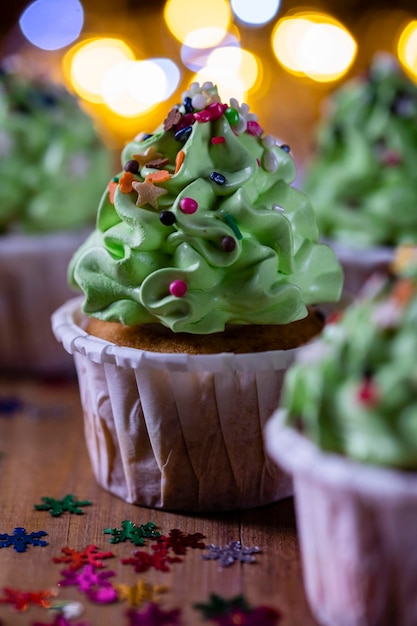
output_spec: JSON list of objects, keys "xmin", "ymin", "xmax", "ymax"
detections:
[
  {"xmin": 69, "ymin": 83, "xmax": 343, "ymax": 334},
  {"xmin": 0, "ymin": 62, "xmax": 111, "ymax": 234},
  {"xmin": 282, "ymin": 260, "xmax": 417, "ymax": 468},
  {"xmin": 303, "ymin": 54, "xmax": 417, "ymax": 248}
]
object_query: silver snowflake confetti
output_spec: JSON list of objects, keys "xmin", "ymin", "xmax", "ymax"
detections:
[{"xmin": 201, "ymin": 540, "xmax": 261, "ymax": 567}]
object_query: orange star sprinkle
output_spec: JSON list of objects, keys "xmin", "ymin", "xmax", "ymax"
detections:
[
  {"xmin": 132, "ymin": 180, "xmax": 168, "ymax": 209},
  {"xmin": 174, "ymin": 150, "xmax": 185, "ymax": 174},
  {"xmin": 119, "ymin": 171, "xmax": 135, "ymax": 194}
]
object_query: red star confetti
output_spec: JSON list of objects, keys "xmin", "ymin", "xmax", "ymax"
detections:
[
  {"xmin": 52, "ymin": 545, "xmax": 115, "ymax": 570},
  {"xmin": 125, "ymin": 603, "xmax": 182, "ymax": 626},
  {"xmin": 0, "ymin": 587, "xmax": 56, "ymax": 611},
  {"xmin": 115, "ymin": 579, "xmax": 168, "ymax": 607},
  {"xmin": 132, "ymin": 180, "xmax": 168, "ymax": 209},
  {"xmin": 121, "ymin": 547, "xmax": 182, "ymax": 573},
  {"xmin": 58, "ymin": 565, "xmax": 117, "ymax": 604}
]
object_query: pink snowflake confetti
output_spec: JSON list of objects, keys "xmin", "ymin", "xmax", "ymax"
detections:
[
  {"xmin": 122, "ymin": 548, "xmax": 182, "ymax": 573},
  {"xmin": 53, "ymin": 545, "xmax": 115, "ymax": 570},
  {"xmin": 153, "ymin": 529, "xmax": 206, "ymax": 555},
  {"xmin": 126, "ymin": 603, "xmax": 182, "ymax": 625},
  {"xmin": 0, "ymin": 587, "xmax": 56, "ymax": 611},
  {"xmin": 32, "ymin": 614, "xmax": 90, "ymax": 626},
  {"xmin": 58, "ymin": 565, "xmax": 118, "ymax": 604}
]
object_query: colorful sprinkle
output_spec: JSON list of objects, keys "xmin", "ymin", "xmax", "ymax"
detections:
[
  {"xmin": 280, "ymin": 144, "xmax": 291, "ymax": 153},
  {"xmin": 224, "ymin": 213, "xmax": 243, "ymax": 240},
  {"xmin": 160, "ymin": 211, "xmax": 176, "ymax": 226},
  {"xmin": 174, "ymin": 149, "xmax": 185, "ymax": 174},
  {"xmin": 163, "ymin": 107, "xmax": 182, "ymax": 131},
  {"xmin": 179, "ymin": 197, "xmax": 198, "ymax": 214},
  {"xmin": 145, "ymin": 157, "xmax": 170, "ymax": 169},
  {"xmin": 211, "ymin": 136, "xmax": 225, "ymax": 144},
  {"xmin": 191, "ymin": 93, "xmax": 207, "ymax": 111},
  {"xmin": 119, "ymin": 171, "xmax": 135, "ymax": 194},
  {"xmin": 210, "ymin": 171, "xmax": 226, "ymax": 185},
  {"xmin": 221, "ymin": 236, "xmax": 236, "ymax": 252},
  {"xmin": 132, "ymin": 181, "xmax": 168, "ymax": 210},
  {"xmin": 183, "ymin": 96, "xmax": 194, "ymax": 113},
  {"xmin": 124, "ymin": 159, "xmax": 140, "ymax": 174},
  {"xmin": 145, "ymin": 170, "xmax": 171, "ymax": 184},
  {"xmin": 174, "ymin": 126, "xmax": 193, "ymax": 143},
  {"xmin": 107, "ymin": 180, "xmax": 117, "ymax": 204},
  {"xmin": 224, "ymin": 107, "xmax": 240, "ymax": 126},
  {"xmin": 247, "ymin": 120, "xmax": 263, "ymax": 136},
  {"xmin": 194, "ymin": 102, "xmax": 227, "ymax": 123},
  {"xmin": 169, "ymin": 280, "xmax": 187, "ymax": 298}
]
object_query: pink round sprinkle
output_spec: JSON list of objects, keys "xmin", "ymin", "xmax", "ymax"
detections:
[
  {"xmin": 169, "ymin": 280, "xmax": 187, "ymax": 297},
  {"xmin": 211, "ymin": 136, "xmax": 225, "ymax": 144},
  {"xmin": 179, "ymin": 197, "xmax": 198, "ymax": 214},
  {"xmin": 247, "ymin": 120, "xmax": 263, "ymax": 136}
]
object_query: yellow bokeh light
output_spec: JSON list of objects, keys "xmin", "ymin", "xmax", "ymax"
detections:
[
  {"xmin": 63, "ymin": 38, "xmax": 135, "ymax": 103},
  {"xmin": 272, "ymin": 13, "xmax": 357, "ymax": 83},
  {"xmin": 102, "ymin": 60, "xmax": 167, "ymax": 117},
  {"xmin": 164, "ymin": 0, "xmax": 231, "ymax": 46},
  {"xmin": 398, "ymin": 20, "xmax": 417, "ymax": 80},
  {"xmin": 206, "ymin": 47, "xmax": 260, "ymax": 92}
]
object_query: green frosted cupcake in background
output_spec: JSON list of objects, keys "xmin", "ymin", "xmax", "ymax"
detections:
[
  {"xmin": 0, "ymin": 57, "xmax": 112, "ymax": 374},
  {"xmin": 303, "ymin": 53, "xmax": 417, "ymax": 294}
]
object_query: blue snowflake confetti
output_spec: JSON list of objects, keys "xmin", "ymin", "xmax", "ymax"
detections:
[{"xmin": 0, "ymin": 527, "xmax": 48, "ymax": 552}]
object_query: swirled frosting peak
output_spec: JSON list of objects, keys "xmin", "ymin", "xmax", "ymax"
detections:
[
  {"xmin": 69, "ymin": 81, "xmax": 343, "ymax": 333},
  {"xmin": 303, "ymin": 53, "xmax": 417, "ymax": 248},
  {"xmin": 282, "ymin": 250, "xmax": 417, "ymax": 468}
]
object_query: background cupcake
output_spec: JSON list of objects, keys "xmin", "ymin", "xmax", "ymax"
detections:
[
  {"xmin": 302, "ymin": 53, "xmax": 417, "ymax": 295},
  {"xmin": 266, "ymin": 250, "xmax": 417, "ymax": 626},
  {"xmin": 52, "ymin": 81, "xmax": 343, "ymax": 512},
  {"xmin": 0, "ymin": 56, "xmax": 112, "ymax": 375}
]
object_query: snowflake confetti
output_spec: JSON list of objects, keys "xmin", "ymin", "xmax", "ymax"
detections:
[
  {"xmin": 201, "ymin": 541, "xmax": 261, "ymax": 567},
  {"xmin": 194, "ymin": 593, "xmax": 281, "ymax": 625},
  {"xmin": 34, "ymin": 494, "xmax": 91, "ymax": 516},
  {"xmin": 153, "ymin": 529, "xmax": 206, "ymax": 555},
  {"xmin": 115, "ymin": 579, "xmax": 168, "ymax": 607},
  {"xmin": 0, "ymin": 527, "xmax": 48, "ymax": 552},
  {"xmin": 52, "ymin": 545, "xmax": 114, "ymax": 570},
  {"xmin": 125, "ymin": 603, "xmax": 182, "ymax": 626},
  {"xmin": 103, "ymin": 520, "xmax": 161, "ymax": 546},
  {"xmin": 122, "ymin": 547, "xmax": 182, "ymax": 573},
  {"xmin": 58, "ymin": 565, "xmax": 118, "ymax": 604},
  {"xmin": 32, "ymin": 614, "xmax": 90, "ymax": 626},
  {"xmin": 0, "ymin": 587, "xmax": 56, "ymax": 611}
]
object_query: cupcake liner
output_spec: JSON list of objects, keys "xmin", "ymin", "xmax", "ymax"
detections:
[
  {"xmin": 324, "ymin": 239, "xmax": 394, "ymax": 296},
  {"xmin": 52, "ymin": 297, "xmax": 299, "ymax": 512},
  {"xmin": 0, "ymin": 230, "xmax": 89, "ymax": 375},
  {"xmin": 265, "ymin": 409, "xmax": 417, "ymax": 626}
]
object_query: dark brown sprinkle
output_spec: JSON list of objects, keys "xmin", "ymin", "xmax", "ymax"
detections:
[
  {"xmin": 124, "ymin": 159, "xmax": 140, "ymax": 174},
  {"xmin": 221, "ymin": 236, "xmax": 236, "ymax": 252},
  {"xmin": 145, "ymin": 157, "xmax": 170, "ymax": 169},
  {"xmin": 163, "ymin": 107, "xmax": 182, "ymax": 131}
]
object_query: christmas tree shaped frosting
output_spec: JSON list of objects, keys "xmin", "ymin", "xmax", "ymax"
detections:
[
  {"xmin": 304, "ymin": 53, "xmax": 417, "ymax": 248},
  {"xmin": 70, "ymin": 82, "xmax": 342, "ymax": 333}
]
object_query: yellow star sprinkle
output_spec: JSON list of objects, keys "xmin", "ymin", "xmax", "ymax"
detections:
[
  {"xmin": 115, "ymin": 579, "xmax": 168, "ymax": 607},
  {"xmin": 132, "ymin": 146, "xmax": 164, "ymax": 169},
  {"xmin": 132, "ymin": 180, "xmax": 168, "ymax": 209}
]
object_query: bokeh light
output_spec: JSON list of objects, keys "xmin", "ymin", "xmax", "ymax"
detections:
[
  {"xmin": 19, "ymin": 0, "xmax": 83, "ymax": 51},
  {"xmin": 231, "ymin": 0, "xmax": 281, "ymax": 27},
  {"xmin": 272, "ymin": 13, "xmax": 357, "ymax": 82},
  {"xmin": 63, "ymin": 38, "xmax": 135, "ymax": 104},
  {"xmin": 206, "ymin": 47, "xmax": 260, "ymax": 92},
  {"xmin": 164, "ymin": 0, "xmax": 231, "ymax": 47},
  {"xmin": 181, "ymin": 31, "xmax": 241, "ymax": 72},
  {"xmin": 398, "ymin": 20, "xmax": 417, "ymax": 80}
]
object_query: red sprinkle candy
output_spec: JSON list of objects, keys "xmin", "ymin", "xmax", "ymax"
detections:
[
  {"xmin": 211, "ymin": 136, "xmax": 225, "ymax": 144},
  {"xmin": 179, "ymin": 197, "xmax": 198, "ymax": 214},
  {"xmin": 169, "ymin": 280, "xmax": 187, "ymax": 297},
  {"xmin": 246, "ymin": 120, "xmax": 263, "ymax": 136},
  {"xmin": 194, "ymin": 102, "xmax": 228, "ymax": 123}
]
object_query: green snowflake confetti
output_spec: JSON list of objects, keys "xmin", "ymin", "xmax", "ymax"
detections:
[
  {"xmin": 34, "ymin": 494, "xmax": 91, "ymax": 516},
  {"xmin": 103, "ymin": 521, "xmax": 161, "ymax": 546}
]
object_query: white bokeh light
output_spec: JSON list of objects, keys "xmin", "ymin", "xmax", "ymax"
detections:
[
  {"xmin": 231, "ymin": 0, "xmax": 280, "ymax": 26},
  {"xmin": 19, "ymin": 0, "xmax": 83, "ymax": 50}
]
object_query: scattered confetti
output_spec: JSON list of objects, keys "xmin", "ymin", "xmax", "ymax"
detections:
[
  {"xmin": 32, "ymin": 614, "xmax": 90, "ymax": 626},
  {"xmin": 52, "ymin": 545, "xmax": 114, "ymax": 570},
  {"xmin": 121, "ymin": 547, "xmax": 182, "ymax": 573},
  {"xmin": 103, "ymin": 521, "xmax": 161, "ymax": 546},
  {"xmin": 0, "ymin": 527, "xmax": 48, "ymax": 552},
  {"xmin": 34, "ymin": 494, "xmax": 91, "ymax": 516},
  {"xmin": 194, "ymin": 593, "xmax": 281, "ymax": 625},
  {"xmin": 115, "ymin": 579, "xmax": 168, "ymax": 607},
  {"xmin": 153, "ymin": 529, "xmax": 206, "ymax": 555},
  {"xmin": 58, "ymin": 565, "xmax": 117, "ymax": 604},
  {"xmin": 0, "ymin": 587, "xmax": 56, "ymax": 611},
  {"xmin": 201, "ymin": 541, "xmax": 261, "ymax": 568},
  {"xmin": 126, "ymin": 603, "xmax": 182, "ymax": 626}
]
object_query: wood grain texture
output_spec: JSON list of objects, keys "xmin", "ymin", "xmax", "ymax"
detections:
[{"xmin": 0, "ymin": 376, "xmax": 319, "ymax": 625}]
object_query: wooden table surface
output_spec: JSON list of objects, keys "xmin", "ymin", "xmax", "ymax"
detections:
[{"xmin": 0, "ymin": 374, "xmax": 320, "ymax": 626}]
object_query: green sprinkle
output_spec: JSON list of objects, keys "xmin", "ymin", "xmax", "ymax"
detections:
[{"xmin": 224, "ymin": 213, "xmax": 243, "ymax": 240}]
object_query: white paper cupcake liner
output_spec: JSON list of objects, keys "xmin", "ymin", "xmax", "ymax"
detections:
[
  {"xmin": 265, "ymin": 409, "xmax": 417, "ymax": 626},
  {"xmin": 51, "ymin": 297, "xmax": 302, "ymax": 512},
  {"xmin": 0, "ymin": 230, "xmax": 89, "ymax": 375},
  {"xmin": 323, "ymin": 239, "xmax": 394, "ymax": 297}
]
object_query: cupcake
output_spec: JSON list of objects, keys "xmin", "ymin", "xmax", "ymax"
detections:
[
  {"xmin": 303, "ymin": 53, "xmax": 417, "ymax": 295},
  {"xmin": 0, "ymin": 57, "xmax": 111, "ymax": 374},
  {"xmin": 52, "ymin": 81, "xmax": 343, "ymax": 512},
  {"xmin": 265, "ymin": 249, "xmax": 417, "ymax": 625}
]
